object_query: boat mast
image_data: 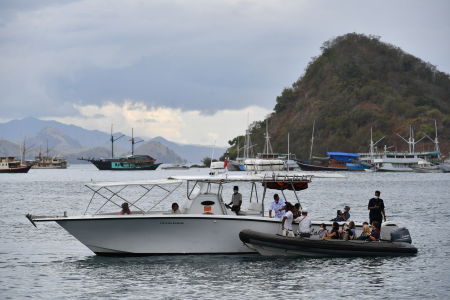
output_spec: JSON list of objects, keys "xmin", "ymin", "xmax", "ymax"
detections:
[
  {"xmin": 263, "ymin": 120, "xmax": 273, "ymax": 155},
  {"xmin": 397, "ymin": 125, "xmax": 425, "ymax": 154},
  {"xmin": 421, "ymin": 120, "xmax": 440, "ymax": 153},
  {"xmin": 309, "ymin": 120, "xmax": 315, "ymax": 161},
  {"xmin": 131, "ymin": 128, "xmax": 144, "ymax": 156},
  {"xmin": 288, "ymin": 132, "xmax": 290, "ymax": 161},
  {"xmin": 110, "ymin": 124, "xmax": 124, "ymax": 158},
  {"xmin": 20, "ymin": 133, "xmax": 22, "ymax": 164},
  {"xmin": 370, "ymin": 127, "xmax": 384, "ymax": 162}
]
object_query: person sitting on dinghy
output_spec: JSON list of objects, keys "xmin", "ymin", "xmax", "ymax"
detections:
[
  {"xmin": 269, "ymin": 194, "xmax": 286, "ymax": 219},
  {"xmin": 281, "ymin": 203, "xmax": 295, "ymax": 237},
  {"xmin": 171, "ymin": 203, "xmax": 181, "ymax": 214},
  {"xmin": 319, "ymin": 223, "xmax": 327, "ymax": 239},
  {"xmin": 227, "ymin": 186, "xmax": 242, "ymax": 215},
  {"xmin": 120, "ymin": 202, "xmax": 132, "ymax": 215},
  {"xmin": 357, "ymin": 224, "xmax": 371, "ymax": 240},
  {"xmin": 331, "ymin": 206, "xmax": 350, "ymax": 222},
  {"xmin": 368, "ymin": 221, "xmax": 381, "ymax": 241},
  {"xmin": 324, "ymin": 222, "xmax": 340, "ymax": 239},
  {"xmin": 348, "ymin": 221, "xmax": 356, "ymax": 240},
  {"xmin": 295, "ymin": 208, "xmax": 311, "ymax": 238}
]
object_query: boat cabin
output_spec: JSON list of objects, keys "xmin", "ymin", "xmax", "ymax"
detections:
[{"xmin": 0, "ymin": 156, "xmax": 21, "ymax": 169}]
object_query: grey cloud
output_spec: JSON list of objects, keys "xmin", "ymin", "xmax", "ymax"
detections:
[
  {"xmin": 0, "ymin": 1, "xmax": 449, "ymax": 120},
  {"xmin": 137, "ymin": 118, "xmax": 157, "ymax": 124}
]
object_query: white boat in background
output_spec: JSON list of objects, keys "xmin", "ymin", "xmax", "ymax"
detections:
[
  {"xmin": 26, "ymin": 165, "xmax": 349, "ymax": 256},
  {"xmin": 411, "ymin": 161, "xmax": 443, "ymax": 173},
  {"xmin": 244, "ymin": 158, "xmax": 285, "ymax": 172},
  {"xmin": 359, "ymin": 124, "xmax": 442, "ymax": 172},
  {"xmin": 244, "ymin": 121, "xmax": 297, "ymax": 172},
  {"xmin": 161, "ymin": 163, "xmax": 190, "ymax": 170}
]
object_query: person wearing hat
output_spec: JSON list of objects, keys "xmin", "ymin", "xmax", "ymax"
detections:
[
  {"xmin": 269, "ymin": 194, "xmax": 286, "ymax": 219},
  {"xmin": 295, "ymin": 207, "xmax": 311, "ymax": 237},
  {"xmin": 227, "ymin": 186, "xmax": 242, "ymax": 215}
]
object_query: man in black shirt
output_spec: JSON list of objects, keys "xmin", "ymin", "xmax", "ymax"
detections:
[{"xmin": 368, "ymin": 191, "xmax": 386, "ymax": 226}]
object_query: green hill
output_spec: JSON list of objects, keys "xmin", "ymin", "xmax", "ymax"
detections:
[{"xmin": 223, "ymin": 33, "xmax": 450, "ymax": 160}]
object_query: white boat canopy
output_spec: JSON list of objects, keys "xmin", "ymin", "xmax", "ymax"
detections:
[{"xmin": 85, "ymin": 179, "xmax": 183, "ymax": 188}]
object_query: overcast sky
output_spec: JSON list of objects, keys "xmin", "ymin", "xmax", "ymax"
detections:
[{"xmin": 1, "ymin": 0, "xmax": 449, "ymax": 146}]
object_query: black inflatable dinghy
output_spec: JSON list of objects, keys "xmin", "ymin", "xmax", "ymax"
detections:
[{"xmin": 239, "ymin": 229, "xmax": 418, "ymax": 257}]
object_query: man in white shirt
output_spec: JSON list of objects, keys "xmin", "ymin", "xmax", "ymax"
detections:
[
  {"xmin": 282, "ymin": 203, "xmax": 295, "ymax": 237},
  {"xmin": 227, "ymin": 186, "xmax": 242, "ymax": 215},
  {"xmin": 269, "ymin": 194, "xmax": 286, "ymax": 219},
  {"xmin": 295, "ymin": 208, "xmax": 311, "ymax": 237}
]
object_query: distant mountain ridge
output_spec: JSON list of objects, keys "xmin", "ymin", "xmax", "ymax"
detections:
[
  {"xmin": 0, "ymin": 117, "xmax": 227, "ymax": 163},
  {"xmin": 150, "ymin": 136, "xmax": 228, "ymax": 163},
  {"xmin": 0, "ymin": 117, "xmax": 146, "ymax": 149}
]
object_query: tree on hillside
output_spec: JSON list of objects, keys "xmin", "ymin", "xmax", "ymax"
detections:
[{"xmin": 201, "ymin": 157, "xmax": 218, "ymax": 167}]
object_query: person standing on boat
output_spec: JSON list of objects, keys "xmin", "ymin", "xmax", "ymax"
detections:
[
  {"xmin": 282, "ymin": 203, "xmax": 295, "ymax": 237},
  {"xmin": 227, "ymin": 186, "xmax": 242, "ymax": 215},
  {"xmin": 269, "ymin": 194, "xmax": 286, "ymax": 219},
  {"xmin": 368, "ymin": 191, "xmax": 386, "ymax": 226},
  {"xmin": 295, "ymin": 208, "xmax": 311, "ymax": 237}
]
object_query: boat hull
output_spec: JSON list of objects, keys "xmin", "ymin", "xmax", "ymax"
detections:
[
  {"xmin": 239, "ymin": 230, "xmax": 418, "ymax": 257},
  {"xmin": 0, "ymin": 165, "xmax": 32, "ymax": 173},
  {"xmin": 226, "ymin": 160, "xmax": 245, "ymax": 171},
  {"xmin": 90, "ymin": 161, "xmax": 162, "ymax": 171},
  {"xmin": 36, "ymin": 215, "xmax": 363, "ymax": 255},
  {"xmin": 296, "ymin": 160, "xmax": 347, "ymax": 171},
  {"xmin": 52, "ymin": 216, "xmax": 282, "ymax": 255}
]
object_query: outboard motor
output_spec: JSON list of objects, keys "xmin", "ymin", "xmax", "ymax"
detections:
[{"xmin": 390, "ymin": 227, "xmax": 412, "ymax": 244}]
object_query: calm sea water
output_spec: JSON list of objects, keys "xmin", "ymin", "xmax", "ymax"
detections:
[{"xmin": 1, "ymin": 165, "xmax": 449, "ymax": 299}]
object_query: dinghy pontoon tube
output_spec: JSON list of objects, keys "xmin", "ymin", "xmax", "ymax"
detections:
[{"xmin": 239, "ymin": 228, "xmax": 418, "ymax": 257}]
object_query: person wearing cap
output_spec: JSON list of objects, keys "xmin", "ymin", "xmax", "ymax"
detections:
[
  {"xmin": 269, "ymin": 194, "xmax": 286, "ymax": 219},
  {"xmin": 295, "ymin": 207, "xmax": 311, "ymax": 237},
  {"xmin": 368, "ymin": 190, "xmax": 386, "ymax": 226},
  {"xmin": 227, "ymin": 186, "xmax": 242, "ymax": 215},
  {"xmin": 332, "ymin": 206, "xmax": 351, "ymax": 222}
]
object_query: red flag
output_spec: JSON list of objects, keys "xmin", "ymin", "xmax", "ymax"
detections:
[
  {"xmin": 129, "ymin": 139, "xmax": 132, "ymax": 142},
  {"xmin": 224, "ymin": 157, "xmax": 229, "ymax": 169}
]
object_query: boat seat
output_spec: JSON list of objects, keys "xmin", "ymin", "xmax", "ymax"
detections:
[{"xmin": 237, "ymin": 202, "xmax": 263, "ymax": 216}]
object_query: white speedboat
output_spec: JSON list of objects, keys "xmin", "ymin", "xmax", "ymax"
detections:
[{"xmin": 26, "ymin": 166, "xmax": 350, "ymax": 256}]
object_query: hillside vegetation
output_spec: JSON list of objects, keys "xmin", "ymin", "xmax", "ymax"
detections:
[{"xmin": 223, "ymin": 33, "xmax": 450, "ymax": 160}]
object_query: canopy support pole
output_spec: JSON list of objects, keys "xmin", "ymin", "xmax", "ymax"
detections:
[{"xmin": 147, "ymin": 182, "xmax": 183, "ymax": 212}]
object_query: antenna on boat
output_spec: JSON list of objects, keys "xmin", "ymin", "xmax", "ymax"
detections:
[
  {"xmin": 111, "ymin": 124, "xmax": 124, "ymax": 158},
  {"xmin": 131, "ymin": 128, "xmax": 144, "ymax": 156},
  {"xmin": 309, "ymin": 120, "xmax": 315, "ymax": 161}
]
